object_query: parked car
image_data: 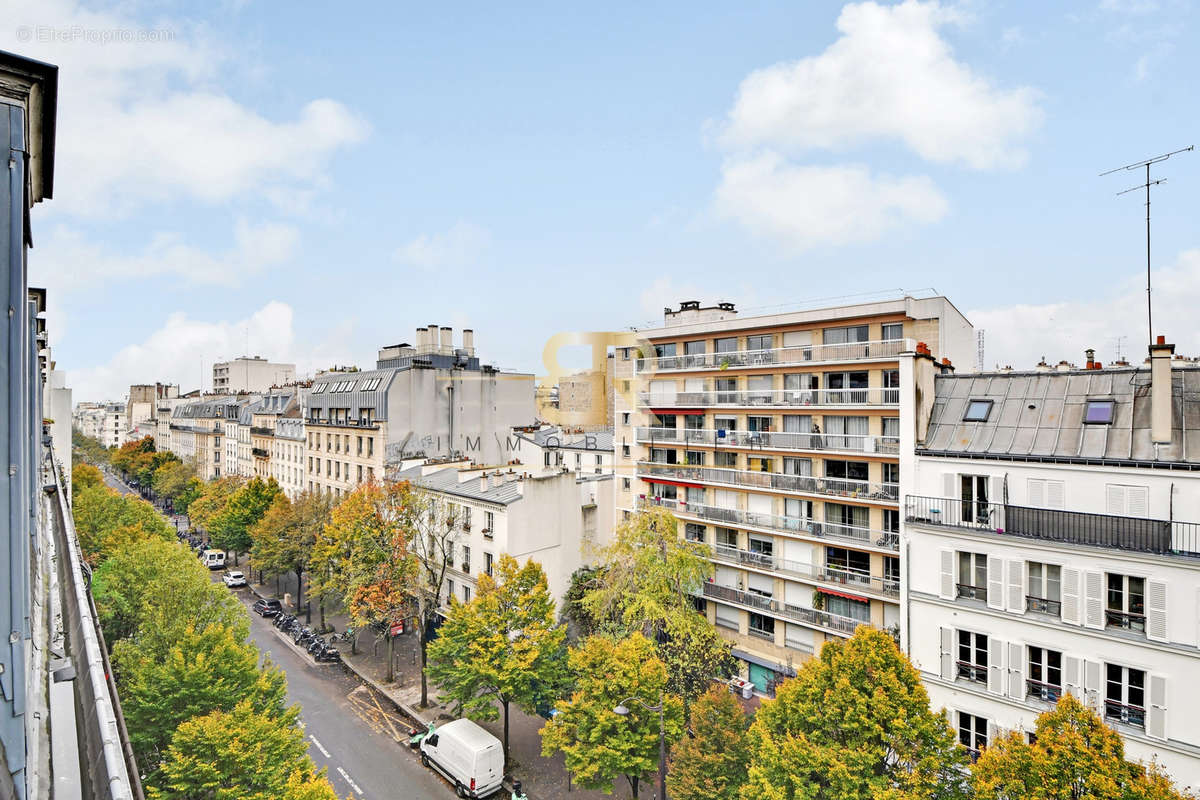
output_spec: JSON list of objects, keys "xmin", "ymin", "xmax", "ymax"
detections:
[
  {"xmin": 222, "ymin": 570, "xmax": 246, "ymax": 588},
  {"xmin": 252, "ymin": 598, "xmax": 282, "ymax": 617},
  {"xmin": 202, "ymin": 550, "xmax": 226, "ymax": 570},
  {"xmin": 419, "ymin": 718, "xmax": 503, "ymax": 798}
]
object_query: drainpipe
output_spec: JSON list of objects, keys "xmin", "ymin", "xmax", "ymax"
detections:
[{"xmin": 447, "ymin": 385, "xmax": 454, "ymax": 457}]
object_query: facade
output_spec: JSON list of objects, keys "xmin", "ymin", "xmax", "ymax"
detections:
[
  {"xmin": 154, "ymin": 395, "xmax": 189, "ymax": 452},
  {"xmin": 305, "ymin": 327, "xmax": 535, "ymax": 498},
  {"xmin": 512, "ymin": 426, "xmax": 615, "ymax": 475},
  {"xmin": 272, "ymin": 409, "xmax": 307, "ymax": 499},
  {"xmin": 74, "ymin": 400, "xmax": 105, "ymax": 440},
  {"xmin": 126, "ymin": 382, "xmax": 178, "ymax": 434},
  {"xmin": 904, "ymin": 342, "xmax": 1200, "ymax": 784},
  {"xmin": 251, "ymin": 390, "xmax": 295, "ymax": 479},
  {"xmin": 170, "ymin": 397, "xmax": 239, "ymax": 480},
  {"xmin": 101, "ymin": 401, "xmax": 127, "ymax": 447},
  {"xmin": 212, "ymin": 355, "xmax": 296, "ymax": 394},
  {"xmin": 615, "ymin": 296, "xmax": 973, "ymax": 694}
]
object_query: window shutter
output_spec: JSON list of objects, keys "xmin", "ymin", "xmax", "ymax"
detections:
[
  {"xmin": 990, "ymin": 475, "xmax": 1004, "ymax": 507},
  {"xmin": 939, "ymin": 627, "xmax": 954, "ymax": 681},
  {"xmin": 939, "ymin": 550, "xmax": 954, "ymax": 600},
  {"xmin": 987, "ymin": 556, "xmax": 1004, "ymax": 610},
  {"xmin": 1046, "ymin": 480, "xmax": 1065, "ymax": 509},
  {"xmin": 1061, "ymin": 568, "xmax": 1081, "ymax": 625},
  {"xmin": 1083, "ymin": 571, "xmax": 1105, "ymax": 630},
  {"xmin": 1007, "ymin": 559, "xmax": 1025, "ymax": 613},
  {"xmin": 1084, "ymin": 660, "xmax": 1102, "ymax": 714},
  {"xmin": 1147, "ymin": 580, "xmax": 1168, "ymax": 643},
  {"xmin": 1007, "ymin": 642, "xmax": 1024, "ymax": 700},
  {"xmin": 986, "ymin": 720, "xmax": 998, "ymax": 748},
  {"xmin": 988, "ymin": 637, "xmax": 1004, "ymax": 695},
  {"xmin": 1106, "ymin": 484, "xmax": 1125, "ymax": 515},
  {"xmin": 1027, "ymin": 479, "xmax": 1044, "ymax": 508},
  {"xmin": 1148, "ymin": 675, "xmax": 1167, "ymax": 741},
  {"xmin": 944, "ymin": 473, "xmax": 957, "ymax": 501},
  {"xmin": 1129, "ymin": 486, "xmax": 1149, "ymax": 516},
  {"xmin": 1064, "ymin": 656, "xmax": 1082, "ymax": 698}
]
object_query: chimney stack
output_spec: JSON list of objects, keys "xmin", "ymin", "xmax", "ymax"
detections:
[
  {"xmin": 440, "ymin": 326, "xmax": 453, "ymax": 356},
  {"xmin": 1150, "ymin": 335, "xmax": 1175, "ymax": 444},
  {"xmin": 462, "ymin": 329, "xmax": 475, "ymax": 357},
  {"xmin": 479, "ymin": 473, "xmax": 488, "ymax": 492},
  {"xmin": 1085, "ymin": 348, "xmax": 1096, "ymax": 369},
  {"xmin": 416, "ymin": 327, "xmax": 427, "ymax": 354},
  {"xmin": 427, "ymin": 323, "xmax": 439, "ymax": 353}
]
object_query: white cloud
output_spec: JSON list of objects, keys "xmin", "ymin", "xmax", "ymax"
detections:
[
  {"xmin": 714, "ymin": 153, "xmax": 948, "ymax": 253},
  {"xmin": 2, "ymin": 0, "xmax": 369, "ymax": 216},
  {"xmin": 393, "ymin": 222, "xmax": 491, "ymax": 270},
  {"xmin": 720, "ymin": 0, "xmax": 1041, "ymax": 170},
  {"xmin": 1100, "ymin": 0, "xmax": 1160, "ymax": 13},
  {"xmin": 969, "ymin": 249, "xmax": 1200, "ymax": 370}
]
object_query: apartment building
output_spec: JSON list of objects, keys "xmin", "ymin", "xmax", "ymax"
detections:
[
  {"xmin": 101, "ymin": 402, "xmax": 127, "ymax": 447},
  {"xmin": 272, "ymin": 409, "xmax": 306, "ymax": 499},
  {"xmin": 305, "ymin": 327, "xmax": 535, "ymax": 498},
  {"xmin": 73, "ymin": 401, "xmax": 105, "ymax": 440},
  {"xmin": 212, "ymin": 356, "xmax": 295, "ymax": 394},
  {"xmin": 512, "ymin": 426, "xmax": 615, "ymax": 475},
  {"xmin": 169, "ymin": 397, "xmax": 238, "ymax": 480},
  {"xmin": 903, "ymin": 340, "xmax": 1200, "ymax": 785},
  {"xmin": 392, "ymin": 458, "xmax": 614, "ymax": 609},
  {"xmin": 251, "ymin": 390, "xmax": 297, "ymax": 479},
  {"xmin": 154, "ymin": 394, "xmax": 190, "ymax": 453},
  {"xmin": 126, "ymin": 382, "xmax": 178, "ymax": 434},
  {"xmin": 615, "ymin": 296, "xmax": 972, "ymax": 694}
]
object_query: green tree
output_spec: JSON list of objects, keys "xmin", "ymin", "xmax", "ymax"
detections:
[
  {"xmin": 72, "ymin": 462, "xmax": 104, "ymax": 492},
  {"xmin": 667, "ymin": 684, "xmax": 750, "ymax": 800},
  {"xmin": 251, "ymin": 490, "xmax": 333, "ymax": 615},
  {"xmin": 72, "ymin": 428, "xmax": 111, "ymax": 464},
  {"xmin": 745, "ymin": 626, "xmax": 968, "ymax": 800},
  {"xmin": 561, "ymin": 565, "xmax": 603, "ymax": 637},
  {"xmin": 187, "ymin": 475, "xmax": 245, "ymax": 535},
  {"xmin": 427, "ymin": 555, "xmax": 568, "ymax": 763},
  {"xmin": 540, "ymin": 633, "xmax": 684, "ymax": 799},
  {"xmin": 658, "ymin": 613, "xmax": 737, "ymax": 716},
  {"xmin": 152, "ymin": 457, "xmax": 197, "ymax": 506},
  {"xmin": 71, "ymin": 483, "xmax": 173, "ymax": 564},
  {"xmin": 111, "ymin": 435, "xmax": 156, "ymax": 480},
  {"xmin": 210, "ymin": 476, "xmax": 282, "ymax": 564},
  {"xmin": 972, "ymin": 693, "xmax": 1196, "ymax": 800},
  {"xmin": 147, "ymin": 700, "xmax": 334, "ymax": 800}
]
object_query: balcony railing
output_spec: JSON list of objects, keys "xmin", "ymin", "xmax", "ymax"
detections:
[
  {"xmin": 306, "ymin": 417, "xmax": 380, "ymax": 430},
  {"xmin": 699, "ymin": 582, "xmax": 865, "ymax": 636},
  {"xmin": 1026, "ymin": 595, "xmax": 1062, "ymax": 615},
  {"xmin": 1105, "ymin": 699, "xmax": 1146, "ymax": 729},
  {"xmin": 1105, "ymin": 609, "xmax": 1146, "ymax": 633},
  {"xmin": 956, "ymin": 583, "xmax": 987, "ymax": 602},
  {"xmin": 250, "ymin": 426, "xmax": 274, "ymax": 436},
  {"xmin": 637, "ymin": 338, "xmax": 908, "ymax": 373},
  {"xmin": 638, "ymin": 387, "xmax": 899, "ymax": 409},
  {"xmin": 905, "ymin": 495, "xmax": 1200, "ymax": 559},
  {"xmin": 638, "ymin": 496, "xmax": 900, "ymax": 551},
  {"xmin": 956, "ymin": 661, "xmax": 987, "ymax": 684},
  {"xmin": 251, "ymin": 447, "xmax": 269, "ymax": 458},
  {"xmin": 637, "ymin": 462, "xmax": 899, "ymax": 503},
  {"xmin": 635, "ymin": 426, "xmax": 899, "ymax": 455},
  {"xmin": 709, "ymin": 543, "xmax": 899, "ymax": 596},
  {"xmin": 1027, "ymin": 679, "xmax": 1063, "ymax": 703}
]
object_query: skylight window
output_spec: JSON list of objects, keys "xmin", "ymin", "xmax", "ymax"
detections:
[
  {"xmin": 344, "ymin": 381, "xmax": 358, "ymax": 392},
  {"xmin": 1084, "ymin": 400, "xmax": 1115, "ymax": 425},
  {"xmin": 963, "ymin": 399, "xmax": 993, "ymax": 422}
]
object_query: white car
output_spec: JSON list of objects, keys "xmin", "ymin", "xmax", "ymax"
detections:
[{"xmin": 222, "ymin": 570, "xmax": 246, "ymax": 588}]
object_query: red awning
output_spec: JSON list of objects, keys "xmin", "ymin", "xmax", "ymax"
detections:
[
  {"xmin": 818, "ymin": 587, "xmax": 869, "ymax": 603},
  {"xmin": 643, "ymin": 477, "xmax": 706, "ymax": 490},
  {"xmin": 650, "ymin": 408, "xmax": 705, "ymax": 415}
]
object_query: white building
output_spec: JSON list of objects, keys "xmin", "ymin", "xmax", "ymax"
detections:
[
  {"xmin": 511, "ymin": 426, "xmax": 615, "ymax": 476},
  {"xmin": 902, "ymin": 340, "xmax": 1200, "ymax": 786},
  {"xmin": 272, "ymin": 412, "xmax": 306, "ymax": 500},
  {"xmin": 212, "ymin": 356, "xmax": 296, "ymax": 394},
  {"xmin": 100, "ymin": 402, "xmax": 126, "ymax": 448}
]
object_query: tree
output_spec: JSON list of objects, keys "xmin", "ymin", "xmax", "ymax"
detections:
[
  {"xmin": 72, "ymin": 462, "xmax": 104, "ymax": 492},
  {"xmin": 667, "ymin": 684, "xmax": 750, "ymax": 800},
  {"xmin": 210, "ymin": 476, "xmax": 282, "ymax": 564},
  {"xmin": 972, "ymin": 693, "xmax": 1196, "ymax": 800},
  {"xmin": 658, "ymin": 613, "xmax": 737, "ymax": 716},
  {"xmin": 427, "ymin": 555, "xmax": 568, "ymax": 763},
  {"xmin": 540, "ymin": 633, "xmax": 684, "ymax": 799},
  {"xmin": 111, "ymin": 435, "xmax": 156, "ymax": 481},
  {"xmin": 251, "ymin": 491, "xmax": 333, "ymax": 616},
  {"xmin": 744, "ymin": 626, "xmax": 968, "ymax": 800},
  {"xmin": 187, "ymin": 475, "xmax": 245, "ymax": 536},
  {"xmin": 152, "ymin": 457, "xmax": 197, "ymax": 507},
  {"xmin": 561, "ymin": 565, "xmax": 603, "ymax": 638},
  {"xmin": 147, "ymin": 700, "xmax": 335, "ymax": 800},
  {"xmin": 72, "ymin": 428, "xmax": 111, "ymax": 464},
  {"xmin": 71, "ymin": 483, "xmax": 174, "ymax": 564}
]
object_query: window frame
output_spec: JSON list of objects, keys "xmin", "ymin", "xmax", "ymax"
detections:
[
  {"xmin": 963, "ymin": 399, "xmax": 994, "ymax": 422},
  {"xmin": 1084, "ymin": 399, "xmax": 1116, "ymax": 425}
]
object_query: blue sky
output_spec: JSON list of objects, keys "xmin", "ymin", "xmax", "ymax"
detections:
[{"xmin": 5, "ymin": 0, "xmax": 1199, "ymax": 400}]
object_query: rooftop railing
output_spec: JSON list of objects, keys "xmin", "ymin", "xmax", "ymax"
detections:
[
  {"xmin": 699, "ymin": 582, "xmax": 866, "ymax": 636},
  {"xmin": 638, "ymin": 387, "xmax": 899, "ymax": 409},
  {"xmin": 637, "ymin": 338, "xmax": 908, "ymax": 373},
  {"xmin": 635, "ymin": 426, "xmax": 899, "ymax": 456},
  {"xmin": 637, "ymin": 461, "xmax": 899, "ymax": 504}
]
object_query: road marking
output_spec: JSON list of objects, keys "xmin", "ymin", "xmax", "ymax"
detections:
[
  {"xmin": 336, "ymin": 766, "xmax": 364, "ymax": 796},
  {"xmin": 309, "ymin": 735, "xmax": 331, "ymax": 758}
]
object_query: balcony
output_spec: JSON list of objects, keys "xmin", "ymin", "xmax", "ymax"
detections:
[
  {"xmin": 639, "ymin": 496, "xmax": 900, "ymax": 551},
  {"xmin": 699, "ymin": 582, "xmax": 865, "ymax": 637},
  {"xmin": 1105, "ymin": 609, "xmax": 1146, "ymax": 634},
  {"xmin": 1105, "ymin": 699, "xmax": 1146, "ymax": 729},
  {"xmin": 709, "ymin": 542, "xmax": 899, "ymax": 596},
  {"xmin": 905, "ymin": 495, "xmax": 1200, "ymax": 559},
  {"xmin": 1027, "ymin": 679, "xmax": 1063, "ymax": 704},
  {"xmin": 638, "ymin": 387, "xmax": 899, "ymax": 409},
  {"xmin": 637, "ymin": 461, "xmax": 899, "ymax": 504},
  {"xmin": 637, "ymin": 338, "xmax": 908, "ymax": 373},
  {"xmin": 1025, "ymin": 595, "xmax": 1062, "ymax": 615},
  {"xmin": 251, "ymin": 447, "xmax": 269, "ymax": 458},
  {"xmin": 956, "ymin": 661, "xmax": 987, "ymax": 684},
  {"xmin": 250, "ymin": 426, "xmax": 274, "ymax": 436},
  {"xmin": 635, "ymin": 426, "xmax": 899, "ymax": 456},
  {"xmin": 306, "ymin": 417, "xmax": 380, "ymax": 430},
  {"xmin": 956, "ymin": 583, "xmax": 987, "ymax": 602}
]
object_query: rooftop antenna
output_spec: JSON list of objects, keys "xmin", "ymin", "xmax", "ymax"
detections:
[
  {"xmin": 1112, "ymin": 335, "xmax": 1127, "ymax": 364},
  {"xmin": 975, "ymin": 329, "xmax": 985, "ymax": 372},
  {"xmin": 1100, "ymin": 145, "xmax": 1193, "ymax": 346}
]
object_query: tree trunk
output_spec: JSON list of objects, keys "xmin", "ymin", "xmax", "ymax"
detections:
[
  {"xmin": 420, "ymin": 628, "xmax": 429, "ymax": 708},
  {"xmin": 386, "ymin": 632, "xmax": 395, "ymax": 683},
  {"xmin": 502, "ymin": 698, "xmax": 510, "ymax": 766},
  {"xmin": 320, "ymin": 598, "xmax": 327, "ymax": 634},
  {"xmin": 629, "ymin": 775, "xmax": 639, "ymax": 799},
  {"xmin": 295, "ymin": 568, "xmax": 304, "ymax": 612}
]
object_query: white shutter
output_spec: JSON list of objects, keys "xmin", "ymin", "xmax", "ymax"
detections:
[
  {"xmin": 1007, "ymin": 642, "xmax": 1024, "ymax": 699},
  {"xmin": 1106, "ymin": 485, "xmax": 1126, "ymax": 515},
  {"xmin": 1046, "ymin": 480, "xmax": 1065, "ymax": 509},
  {"xmin": 1027, "ymin": 478, "xmax": 1045, "ymax": 508},
  {"xmin": 939, "ymin": 627, "xmax": 954, "ymax": 681},
  {"xmin": 1061, "ymin": 568, "xmax": 1081, "ymax": 625},
  {"xmin": 990, "ymin": 475, "xmax": 1004, "ymax": 507},
  {"xmin": 1084, "ymin": 660, "xmax": 1102, "ymax": 713},
  {"xmin": 1064, "ymin": 656, "xmax": 1082, "ymax": 698},
  {"xmin": 987, "ymin": 556, "xmax": 1004, "ymax": 610},
  {"xmin": 943, "ymin": 473, "xmax": 957, "ymax": 501},
  {"xmin": 986, "ymin": 720, "xmax": 998, "ymax": 747},
  {"xmin": 1083, "ymin": 571, "xmax": 1104, "ymax": 630},
  {"xmin": 988, "ymin": 637, "xmax": 1004, "ymax": 695},
  {"xmin": 1148, "ymin": 675, "xmax": 1167, "ymax": 741},
  {"xmin": 939, "ymin": 550, "xmax": 955, "ymax": 600},
  {"xmin": 1147, "ymin": 580, "xmax": 1167, "ymax": 643},
  {"xmin": 1007, "ymin": 559, "xmax": 1025, "ymax": 613},
  {"xmin": 1127, "ymin": 486, "xmax": 1149, "ymax": 517}
]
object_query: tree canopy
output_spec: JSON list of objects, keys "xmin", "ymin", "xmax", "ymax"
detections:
[
  {"xmin": 72, "ymin": 483, "xmax": 174, "ymax": 565},
  {"xmin": 667, "ymin": 684, "xmax": 750, "ymax": 800},
  {"xmin": 210, "ymin": 476, "xmax": 282, "ymax": 559}
]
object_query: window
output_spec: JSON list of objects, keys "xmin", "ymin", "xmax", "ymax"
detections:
[
  {"xmin": 1027, "ymin": 646, "xmax": 1062, "ymax": 702},
  {"xmin": 748, "ymin": 612, "xmax": 775, "ymax": 639},
  {"xmin": 881, "ymin": 417, "xmax": 900, "ymax": 445},
  {"xmin": 622, "ymin": 412, "xmax": 630, "ymax": 425},
  {"xmin": 1105, "ymin": 484, "xmax": 1148, "ymax": 517},
  {"xmin": 958, "ymin": 712, "xmax": 988, "ymax": 761},
  {"xmin": 1106, "ymin": 573, "xmax": 1146, "ymax": 632},
  {"xmin": 357, "ymin": 464, "xmax": 363, "ymax": 483},
  {"xmin": 963, "ymin": 400, "xmax": 994, "ymax": 422},
  {"xmin": 746, "ymin": 334, "xmax": 773, "ymax": 352},
  {"xmin": 622, "ymin": 444, "xmax": 630, "ymax": 458},
  {"xmin": 956, "ymin": 630, "xmax": 988, "ymax": 683},
  {"xmin": 1106, "ymin": 664, "xmax": 1146, "ymax": 728},
  {"xmin": 715, "ymin": 527, "xmax": 738, "ymax": 548},
  {"xmin": 824, "ymin": 594, "xmax": 870, "ymax": 622},
  {"xmin": 685, "ymin": 523, "xmax": 705, "ymax": 543},
  {"xmin": 883, "ymin": 556, "xmax": 900, "ymax": 589},
  {"xmin": 959, "ymin": 475, "xmax": 991, "ymax": 524},
  {"xmin": 1084, "ymin": 400, "xmax": 1115, "ymax": 424},
  {"xmin": 715, "ymin": 378, "xmax": 737, "ymax": 403},
  {"xmin": 462, "ymin": 585, "xmax": 471, "ymax": 604},
  {"xmin": 461, "ymin": 546, "xmax": 470, "ymax": 574},
  {"xmin": 881, "ymin": 322, "xmax": 904, "ymax": 340},
  {"xmin": 622, "ymin": 477, "xmax": 630, "ymax": 490},
  {"xmin": 446, "ymin": 579, "xmax": 455, "ymax": 603},
  {"xmin": 882, "ymin": 463, "xmax": 900, "ymax": 485},
  {"xmin": 714, "ymin": 451, "xmax": 737, "ymax": 468},
  {"xmin": 714, "ymin": 336, "xmax": 738, "ymax": 353},
  {"xmin": 357, "ymin": 436, "xmax": 363, "ymax": 455},
  {"xmin": 544, "ymin": 452, "xmax": 551, "ymax": 467},
  {"xmin": 1027, "ymin": 478, "xmax": 1065, "ymax": 509},
  {"xmin": 782, "ymin": 457, "xmax": 811, "ymax": 476},
  {"xmin": 823, "ymin": 325, "xmax": 869, "ymax": 345},
  {"xmin": 463, "ymin": 507, "xmax": 472, "ymax": 529},
  {"xmin": 484, "ymin": 511, "xmax": 494, "ymax": 535},
  {"xmin": 824, "ymin": 460, "xmax": 868, "ymax": 481},
  {"xmin": 825, "ymin": 547, "xmax": 869, "ymax": 576},
  {"xmin": 957, "ymin": 551, "xmax": 987, "ymax": 601},
  {"xmin": 1026, "ymin": 562, "xmax": 1061, "ymax": 614}
]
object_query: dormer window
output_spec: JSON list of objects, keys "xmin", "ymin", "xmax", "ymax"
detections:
[
  {"xmin": 1084, "ymin": 400, "xmax": 1115, "ymax": 425},
  {"xmin": 963, "ymin": 399, "xmax": 993, "ymax": 422}
]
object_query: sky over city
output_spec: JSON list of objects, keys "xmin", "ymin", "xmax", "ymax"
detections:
[{"xmin": 4, "ymin": 0, "xmax": 1199, "ymax": 401}]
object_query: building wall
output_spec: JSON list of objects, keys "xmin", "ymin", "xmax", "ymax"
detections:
[{"xmin": 212, "ymin": 358, "xmax": 296, "ymax": 394}]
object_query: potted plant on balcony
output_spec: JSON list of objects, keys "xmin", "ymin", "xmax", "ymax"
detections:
[{"xmin": 811, "ymin": 590, "xmax": 825, "ymax": 611}]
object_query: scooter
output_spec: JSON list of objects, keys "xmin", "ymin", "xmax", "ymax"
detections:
[
  {"xmin": 510, "ymin": 780, "xmax": 528, "ymax": 800},
  {"xmin": 408, "ymin": 721, "xmax": 436, "ymax": 750}
]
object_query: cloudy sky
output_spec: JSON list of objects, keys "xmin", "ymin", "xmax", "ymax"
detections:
[{"xmin": 4, "ymin": 0, "xmax": 1199, "ymax": 401}]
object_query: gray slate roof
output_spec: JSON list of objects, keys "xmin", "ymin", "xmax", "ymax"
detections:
[
  {"xmin": 519, "ymin": 427, "xmax": 614, "ymax": 453},
  {"xmin": 921, "ymin": 366, "xmax": 1200, "ymax": 465},
  {"xmin": 391, "ymin": 463, "xmax": 524, "ymax": 505}
]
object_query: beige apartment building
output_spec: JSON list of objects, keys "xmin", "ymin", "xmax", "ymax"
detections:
[
  {"xmin": 614, "ymin": 296, "xmax": 972, "ymax": 694},
  {"xmin": 212, "ymin": 356, "xmax": 296, "ymax": 394}
]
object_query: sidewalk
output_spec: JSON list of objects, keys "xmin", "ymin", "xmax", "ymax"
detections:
[{"xmin": 243, "ymin": 561, "xmax": 619, "ymax": 800}]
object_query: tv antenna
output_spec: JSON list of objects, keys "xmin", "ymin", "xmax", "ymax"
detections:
[{"xmin": 1100, "ymin": 145, "xmax": 1193, "ymax": 346}]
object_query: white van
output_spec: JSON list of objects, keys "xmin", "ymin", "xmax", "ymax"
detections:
[
  {"xmin": 202, "ymin": 550, "xmax": 226, "ymax": 570},
  {"xmin": 419, "ymin": 718, "xmax": 503, "ymax": 798}
]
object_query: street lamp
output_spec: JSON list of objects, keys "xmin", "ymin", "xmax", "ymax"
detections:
[{"xmin": 613, "ymin": 694, "xmax": 667, "ymax": 800}]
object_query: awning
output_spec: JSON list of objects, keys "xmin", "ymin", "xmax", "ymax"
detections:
[
  {"xmin": 643, "ymin": 477, "xmax": 706, "ymax": 490},
  {"xmin": 818, "ymin": 587, "xmax": 870, "ymax": 603},
  {"xmin": 651, "ymin": 408, "xmax": 705, "ymax": 415},
  {"xmin": 731, "ymin": 648, "xmax": 801, "ymax": 675}
]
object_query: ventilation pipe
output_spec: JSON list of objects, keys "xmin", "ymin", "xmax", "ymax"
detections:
[
  {"xmin": 440, "ymin": 326, "xmax": 453, "ymax": 356},
  {"xmin": 416, "ymin": 327, "xmax": 427, "ymax": 354},
  {"xmin": 462, "ymin": 329, "xmax": 475, "ymax": 357},
  {"xmin": 1150, "ymin": 335, "xmax": 1175, "ymax": 444}
]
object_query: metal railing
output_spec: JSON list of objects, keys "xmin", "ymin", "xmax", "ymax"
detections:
[
  {"xmin": 1027, "ymin": 679, "xmax": 1062, "ymax": 703},
  {"xmin": 250, "ymin": 426, "xmax": 274, "ymax": 436},
  {"xmin": 638, "ymin": 496, "xmax": 900, "ymax": 551},
  {"xmin": 251, "ymin": 447, "xmax": 269, "ymax": 458},
  {"xmin": 905, "ymin": 495, "xmax": 1200, "ymax": 558},
  {"xmin": 699, "ymin": 582, "xmax": 866, "ymax": 636},
  {"xmin": 635, "ymin": 426, "xmax": 899, "ymax": 455},
  {"xmin": 709, "ymin": 542, "xmax": 899, "ymax": 596},
  {"xmin": 1105, "ymin": 609, "xmax": 1146, "ymax": 633},
  {"xmin": 1105, "ymin": 699, "xmax": 1146, "ymax": 728},
  {"xmin": 637, "ymin": 461, "xmax": 899, "ymax": 503},
  {"xmin": 637, "ymin": 338, "xmax": 908, "ymax": 372},
  {"xmin": 1026, "ymin": 595, "xmax": 1062, "ymax": 615},
  {"xmin": 956, "ymin": 583, "xmax": 987, "ymax": 602},
  {"xmin": 638, "ymin": 387, "xmax": 899, "ymax": 408},
  {"xmin": 956, "ymin": 661, "xmax": 987, "ymax": 684}
]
